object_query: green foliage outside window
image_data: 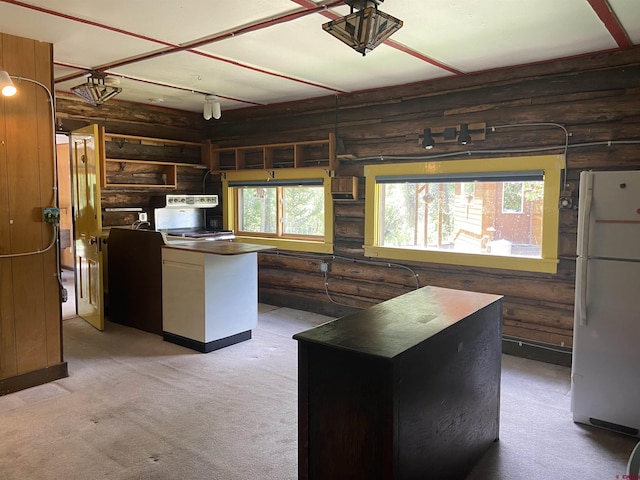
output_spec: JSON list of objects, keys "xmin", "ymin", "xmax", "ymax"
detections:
[
  {"xmin": 283, "ymin": 187, "xmax": 324, "ymax": 236},
  {"xmin": 238, "ymin": 185, "xmax": 324, "ymax": 237}
]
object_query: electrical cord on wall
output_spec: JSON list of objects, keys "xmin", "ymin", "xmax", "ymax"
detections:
[
  {"xmin": 260, "ymin": 250, "xmax": 420, "ymax": 309},
  {"xmin": 502, "ymin": 336, "xmax": 572, "ymax": 355},
  {"xmin": 2, "ymin": 74, "xmax": 64, "ymax": 296},
  {"xmin": 353, "ymin": 139, "xmax": 640, "ymax": 163},
  {"xmin": 0, "ymin": 224, "xmax": 58, "ymax": 258},
  {"xmin": 490, "ymin": 122, "xmax": 569, "ymax": 189}
]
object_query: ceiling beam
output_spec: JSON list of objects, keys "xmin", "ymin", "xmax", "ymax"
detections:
[{"xmin": 586, "ymin": 0, "xmax": 632, "ymax": 48}]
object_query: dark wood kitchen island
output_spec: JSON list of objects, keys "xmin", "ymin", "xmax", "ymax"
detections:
[
  {"xmin": 161, "ymin": 241, "xmax": 274, "ymax": 352},
  {"xmin": 293, "ymin": 286, "xmax": 503, "ymax": 480}
]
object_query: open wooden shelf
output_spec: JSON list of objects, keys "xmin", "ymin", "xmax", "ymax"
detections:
[
  {"xmin": 203, "ymin": 133, "xmax": 336, "ymax": 172},
  {"xmin": 100, "ymin": 132, "xmax": 207, "ymax": 188},
  {"xmin": 103, "ymin": 133, "xmax": 202, "ymax": 148}
]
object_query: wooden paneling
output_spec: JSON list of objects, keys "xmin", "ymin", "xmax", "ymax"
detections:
[{"xmin": 0, "ymin": 32, "xmax": 65, "ymax": 389}]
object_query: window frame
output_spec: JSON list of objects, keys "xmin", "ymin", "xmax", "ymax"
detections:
[
  {"xmin": 222, "ymin": 168, "xmax": 334, "ymax": 254},
  {"xmin": 363, "ymin": 155, "xmax": 565, "ymax": 273}
]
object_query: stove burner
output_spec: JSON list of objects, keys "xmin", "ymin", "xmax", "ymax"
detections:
[{"xmin": 163, "ymin": 228, "xmax": 234, "ymax": 240}]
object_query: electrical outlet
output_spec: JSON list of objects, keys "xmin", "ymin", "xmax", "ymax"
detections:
[
  {"xmin": 138, "ymin": 212, "xmax": 148, "ymax": 222},
  {"xmin": 320, "ymin": 261, "xmax": 330, "ymax": 273},
  {"xmin": 43, "ymin": 207, "xmax": 61, "ymax": 224}
]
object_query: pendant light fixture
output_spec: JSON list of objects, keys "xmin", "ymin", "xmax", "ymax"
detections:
[
  {"xmin": 323, "ymin": 0, "xmax": 403, "ymax": 56},
  {"xmin": 70, "ymin": 71, "xmax": 121, "ymax": 106}
]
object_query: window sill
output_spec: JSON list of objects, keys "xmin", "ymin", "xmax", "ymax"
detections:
[
  {"xmin": 364, "ymin": 246, "xmax": 558, "ymax": 274},
  {"xmin": 234, "ymin": 236, "xmax": 334, "ymax": 254}
]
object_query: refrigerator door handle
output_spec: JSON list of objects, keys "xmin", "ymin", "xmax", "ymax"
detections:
[
  {"xmin": 576, "ymin": 172, "xmax": 594, "ymax": 258},
  {"xmin": 575, "ymin": 172, "xmax": 594, "ymax": 326},
  {"xmin": 576, "ymin": 256, "xmax": 588, "ymax": 325}
]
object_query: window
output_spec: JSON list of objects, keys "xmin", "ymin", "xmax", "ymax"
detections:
[
  {"xmin": 222, "ymin": 168, "xmax": 334, "ymax": 253},
  {"xmin": 237, "ymin": 185, "xmax": 324, "ymax": 237},
  {"xmin": 364, "ymin": 155, "xmax": 565, "ymax": 273}
]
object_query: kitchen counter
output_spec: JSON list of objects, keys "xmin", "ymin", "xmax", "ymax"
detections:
[
  {"xmin": 161, "ymin": 241, "xmax": 274, "ymax": 353},
  {"xmin": 162, "ymin": 241, "xmax": 274, "ymax": 255},
  {"xmin": 294, "ymin": 286, "xmax": 503, "ymax": 479},
  {"xmin": 107, "ymin": 228, "xmax": 166, "ymax": 334}
]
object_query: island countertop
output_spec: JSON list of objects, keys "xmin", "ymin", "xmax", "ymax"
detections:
[{"xmin": 161, "ymin": 241, "xmax": 275, "ymax": 255}]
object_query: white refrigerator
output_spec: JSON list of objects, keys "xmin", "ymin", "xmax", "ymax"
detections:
[{"xmin": 571, "ymin": 170, "xmax": 640, "ymax": 438}]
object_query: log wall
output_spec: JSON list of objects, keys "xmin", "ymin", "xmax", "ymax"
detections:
[
  {"xmin": 204, "ymin": 47, "xmax": 640, "ymax": 350},
  {"xmin": 55, "ymin": 47, "xmax": 640, "ymax": 356},
  {"xmin": 52, "ymin": 96, "xmax": 214, "ymax": 227}
]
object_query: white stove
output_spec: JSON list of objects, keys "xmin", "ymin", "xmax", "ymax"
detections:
[{"xmin": 154, "ymin": 194, "xmax": 232, "ymax": 242}]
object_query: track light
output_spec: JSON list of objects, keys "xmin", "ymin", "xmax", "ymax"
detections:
[
  {"xmin": 204, "ymin": 95, "xmax": 221, "ymax": 120},
  {"xmin": 421, "ymin": 128, "xmax": 435, "ymax": 149},
  {"xmin": 418, "ymin": 122, "xmax": 487, "ymax": 149},
  {"xmin": 458, "ymin": 124, "xmax": 471, "ymax": 145},
  {"xmin": 0, "ymin": 70, "xmax": 17, "ymax": 96}
]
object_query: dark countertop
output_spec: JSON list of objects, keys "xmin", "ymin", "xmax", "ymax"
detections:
[
  {"xmin": 162, "ymin": 241, "xmax": 275, "ymax": 255},
  {"xmin": 293, "ymin": 286, "xmax": 503, "ymax": 359}
]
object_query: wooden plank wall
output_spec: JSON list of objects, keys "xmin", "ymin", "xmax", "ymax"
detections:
[
  {"xmin": 0, "ymin": 33, "xmax": 66, "ymax": 386},
  {"xmin": 202, "ymin": 47, "xmax": 640, "ymax": 348},
  {"xmin": 100, "ymin": 138, "xmax": 211, "ymax": 227},
  {"xmin": 54, "ymin": 47, "xmax": 640, "ymax": 350}
]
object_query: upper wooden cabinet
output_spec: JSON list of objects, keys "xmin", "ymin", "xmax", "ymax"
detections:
[
  {"xmin": 203, "ymin": 133, "xmax": 336, "ymax": 172},
  {"xmin": 101, "ymin": 132, "xmax": 207, "ymax": 189}
]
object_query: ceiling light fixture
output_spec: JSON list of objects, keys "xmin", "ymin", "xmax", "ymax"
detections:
[
  {"xmin": 204, "ymin": 95, "xmax": 221, "ymax": 120},
  {"xmin": 323, "ymin": 0, "xmax": 403, "ymax": 56},
  {"xmin": 419, "ymin": 123, "xmax": 487, "ymax": 149},
  {"xmin": 71, "ymin": 71, "xmax": 122, "ymax": 106}
]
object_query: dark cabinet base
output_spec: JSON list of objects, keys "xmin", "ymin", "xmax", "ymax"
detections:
[
  {"xmin": 163, "ymin": 330, "xmax": 251, "ymax": 353},
  {"xmin": 294, "ymin": 286, "xmax": 503, "ymax": 480}
]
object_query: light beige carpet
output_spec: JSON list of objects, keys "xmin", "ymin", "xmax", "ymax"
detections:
[{"xmin": 0, "ymin": 305, "xmax": 636, "ymax": 479}]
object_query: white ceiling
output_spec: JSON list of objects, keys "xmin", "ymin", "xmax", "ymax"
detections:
[{"xmin": 0, "ymin": 0, "xmax": 638, "ymax": 116}]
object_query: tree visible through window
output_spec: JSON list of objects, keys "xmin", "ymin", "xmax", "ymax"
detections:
[
  {"xmin": 502, "ymin": 182, "xmax": 524, "ymax": 213},
  {"xmin": 237, "ymin": 185, "xmax": 324, "ymax": 238}
]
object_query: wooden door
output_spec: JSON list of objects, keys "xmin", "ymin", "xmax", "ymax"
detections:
[{"xmin": 71, "ymin": 124, "xmax": 104, "ymax": 330}]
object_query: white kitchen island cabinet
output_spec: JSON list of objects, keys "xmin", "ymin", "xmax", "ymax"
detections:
[{"xmin": 161, "ymin": 242, "xmax": 274, "ymax": 353}]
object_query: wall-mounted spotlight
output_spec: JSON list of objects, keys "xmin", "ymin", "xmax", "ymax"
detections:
[
  {"xmin": 421, "ymin": 128, "xmax": 435, "ymax": 149},
  {"xmin": 0, "ymin": 70, "xmax": 17, "ymax": 96},
  {"xmin": 457, "ymin": 124, "xmax": 472, "ymax": 145},
  {"xmin": 204, "ymin": 95, "xmax": 221, "ymax": 120},
  {"xmin": 419, "ymin": 122, "xmax": 486, "ymax": 149}
]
